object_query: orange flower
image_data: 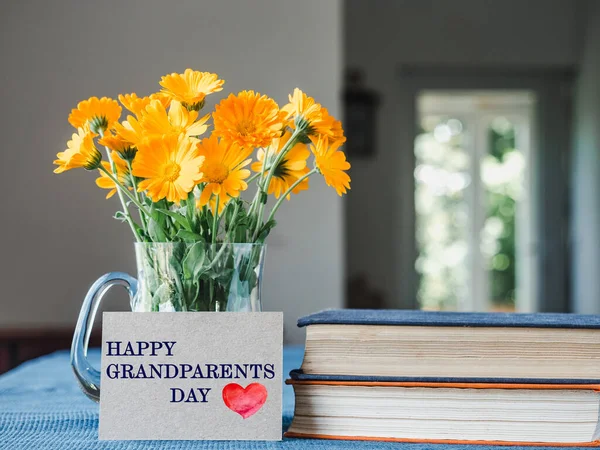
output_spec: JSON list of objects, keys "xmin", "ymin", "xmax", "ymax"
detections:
[
  {"xmin": 140, "ymin": 100, "xmax": 209, "ymax": 139},
  {"xmin": 54, "ymin": 127, "xmax": 102, "ymax": 173},
  {"xmin": 282, "ymin": 88, "xmax": 345, "ymax": 143},
  {"xmin": 98, "ymin": 132, "xmax": 136, "ymax": 160},
  {"xmin": 310, "ymin": 135, "xmax": 351, "ymax": 196},
  {"xmin": 112, "ymin": 115, "xmax": 146, "ymax": 147},
  {"xmin": 118, "ymin": 93, "xmax": 171, "ymax": 117},
  {"xmin": 320, "ymin": 107, "xmax": 346, "ymax": 144},
  {"xmin": 160, "ymin": 69, "xmax": 224, "ymax": 109},
  {"xmin": 213, "ymin": 90, "xmax": 285, "ymax": 149},
  {"xmin": 195, "ymin": 134, "xmax": 252, "ymax": 208},
  {"xmin": 132, "ymin": 135, "xmax": 204, "ymax": 203},
  {"xmin": 68, "ymin": 97, "xmax": 122, "ymax": 132}
]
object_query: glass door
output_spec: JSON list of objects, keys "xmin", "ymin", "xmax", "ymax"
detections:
[{"xmin": 415, "ymin": 91, "xmax": 537, "ymax": 312}]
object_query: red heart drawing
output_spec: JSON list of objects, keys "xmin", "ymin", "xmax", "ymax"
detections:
[{"xmin": 222, "ymin": 383, "xmax": 268, "ymax": 419}]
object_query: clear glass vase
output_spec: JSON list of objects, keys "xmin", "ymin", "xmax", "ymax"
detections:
[
  {"xmin": 70, "ymin": 243, "xmax": 266, "ymax": 402},
  {"xmin": 133, "ymin": 243, "xmax": 266, "ymax": 312}
]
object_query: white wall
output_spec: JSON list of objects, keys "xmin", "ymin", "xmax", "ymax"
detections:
[
  {"xmin": 0, "ymin": 0, "xmax": 343, "ymax": 344},
  {"xmin": 571, "ymin": 1, "xmax": 600, "ymax": 314},
  {"xmin": 345, "ymin": 0, "xmax": 583, "ymax": 307}
]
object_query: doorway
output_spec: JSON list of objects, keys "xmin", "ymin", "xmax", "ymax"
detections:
[
  {"xmin": 415, "ymin": 91, "xmax": 537, "ymax": 312},
  {"xmin": 392, "ymin": 69, "xmax": 573, "ymax": 313}
]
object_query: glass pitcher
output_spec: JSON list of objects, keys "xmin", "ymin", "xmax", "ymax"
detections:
[{"xmin": 71, "ymin": 242, "xmax": 266, "ymax": 402}]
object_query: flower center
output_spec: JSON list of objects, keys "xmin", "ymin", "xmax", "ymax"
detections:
[
  {"xmin": 237, "ymin": 119, "xmax": 257, "ymax": 136},
  {"xmin": 163, "ymin": 162, "xmax": 181, "ymax": 182},
  {"xmin": 204, "ymin": 163, "xmax": 229, "ymax": 184}
]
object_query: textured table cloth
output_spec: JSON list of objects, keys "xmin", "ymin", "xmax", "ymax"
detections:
[{"xmin": 0, "ymin": 346, "xmax": 590, "ymax": 449}]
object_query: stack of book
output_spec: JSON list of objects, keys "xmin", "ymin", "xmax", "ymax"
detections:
[{"xmin": 286, "ymin": 309, "xmax": 600, "ymax": 446}]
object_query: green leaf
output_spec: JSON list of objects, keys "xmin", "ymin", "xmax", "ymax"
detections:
[
  {"xmin": 186, "ymin": 191, "xmax": 198, "ymax": 232},
  {"xmin": 183, "ymin": 242, "xmax": 207, "ymax": 280},
  {"xmin": 205, "ymin": 267, "xmax": 234, "ymax": 284},
  {"xmin": 224, "ymin": 202, "xmax": 234, "ymax": 230},
  {"xmin": 176, "ymin": 229, "xmax": 205, "ymax": 243},
  {"xmin": 198, "ymin": 208, "xmax": 212, "ymax": 239},
  {"xmin": 183, "ymin": 280, "xmax": 200, "ymax": 308},
  {"xmin": 168, "ymin": 246, "xmax": 184, "ymax": 273},
  {"xmin": 256, "ymin": 219, "xmax": 277, "ymax": 243},
  {"xmin": 113, "ymin": 211, "xmax": 127, "ymax": 223},
  {"xmin": 234, "ymin": 224, "xmax": 249, "ymax": 243},
  {"xmin": 134, "ymin": 223, "xmax": 148, "ymax": 242},
  {"xmin": 152, "ymin": 283, "xmax": 172, "ymax": 308},
  {"xmin": 147, "ymin": 217, "xmax": 167, "ymax": 242},
  {"xmin": 149, "ymin": 203, "xmax": 159, "ymax": 220},
  {"xmin": 157, "ymin": 209, "xmax": 192, "ymax": 231},
  {"xmin": 142, "ymin": 267, "xmax": 160, "ymax": 294}
]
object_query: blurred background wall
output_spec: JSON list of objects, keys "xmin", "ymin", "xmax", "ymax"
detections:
[
  {"xmin": 0, "ymin": 0, "xmax": 343, "ymax": 346},
  {"xmin": 1, "ymin": 0, "xmax": 600, "ymax": 372},
  {"xmin": 571, "ymin": 0, "xmax": 600, "ymax": 314}
]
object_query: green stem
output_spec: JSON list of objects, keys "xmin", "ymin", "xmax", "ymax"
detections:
[
  {"xmin": 227, "ymin": 200, "xmax": 240, "ymax": 242},
  {"xmin": 125, "ymin": 160, "xmax": 148, "ymax": 234},
  {"xmin": 258, "ymin": 147, "xmax": 270, "ymax": 185},
  {"xmin": 204, "ymin": 243, "xmax": 229, "ymax": 272},
  {"xmin": 251, "ymin": 128, "xmax": 303, "ymax": 240},
  {"xmin": 247, "ymin": 147, "xmax": 271, "ymax": 218},
  {"xmin": 266, "ymin": 168, "xmax": 317, "ymax": 224},
  {"xmin": 261, "ymin": 128, "xmax": 302, "ymax": 194},
  {"xmin": 247, "ymin": 172, "xmax": 266, "ymax": 218},
  {"xmin": 209, "ymin": 194, "xmax": 220, "ymax": 311},
  {"xmin": 98, "ymin": 165, "xmax": 152, "ymax": 219},
  {"xmin": 211, "ymin": 194, "xmax": 220, "ymax": 244},
  {"xmin": 98, "ymin": 138, "xmax": 142, "ymax": 242}
]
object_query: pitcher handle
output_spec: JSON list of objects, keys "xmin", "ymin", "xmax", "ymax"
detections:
[{"xmin": 70, "ymin": 272, "xmax": 138, "ymax": 402}]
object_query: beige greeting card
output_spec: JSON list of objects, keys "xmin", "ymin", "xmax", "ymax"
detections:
[{"xmin": 98, "ymin": 312, "xmax": 283, "ymax": 440}]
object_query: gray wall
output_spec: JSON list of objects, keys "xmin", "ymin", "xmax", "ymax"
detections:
[
  {"xmin": 0, "ymin": 0, "xmax": 343, "ymax": 344},
  {"xmin": 571, "ymin": 1, "xmax": 600, "ymax": 314},
  {"xmin": 345, "ymin": 0, "xmax": 584, "ymax": 308}
]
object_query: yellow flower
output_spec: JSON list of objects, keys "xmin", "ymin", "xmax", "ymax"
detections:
[
  {"xmin": 150, "ymin": 92, "xmax": 172, "ymax": 109},
  {"xmin": 282, "ymin": 88, "xmax": 321, "ymax": 124},
  {"xmin": 140, "ymin": 100, "xmax": 209, "ymax": 139},
  {"xmin": 112, "ymin": 115, "xmax": 146, "ymax": 147},
  {"xmin": 213, "ymin": 90, "xmax": 285, "ymax": 149},
  {"xmin": 195, "ymin": 134, "xmax": 252, "ymax": 208},
  {"xmin": 132, "ymin": 135, "xmax": 204, "ymax": 203},
  {"xmin": 320, "ymin": 107, "xmax": 346, "ymax": 144},
  {"xmin": 118, "ymin": 93, "xmax": 171, "ymax": 117},
  {"xmin": 160, "ymin": 69, "xmax": 224, "ymax": 109},
  {"xmin": 95, "ymin": 153, "xmax": 130, "ymax": 199},
  {"xmin": 54, "ymin": 127, "xmax": 102, "ymax": 173},
  {"xmin": 251, "ymin": 131, "xmax": 310, "ymax": 199},
  {"xmin": 68, "ymin": 97, "xmax": 122, "ymax": 133},
  {"xmin": 310, "ymin": 135, "xmax": 351, "ymax": 196},
  {"xmin": 98, "ymin": 132, "xmax": 137, "ymax": 160},
  {"xmin": 282, "ymin": 88, "xmax": 345, "ymax": 142}
]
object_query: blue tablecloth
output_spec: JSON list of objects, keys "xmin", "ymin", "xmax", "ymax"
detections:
[{"xmin": 0, "ymin": 347, "xmax": 590, "ymax": 449}]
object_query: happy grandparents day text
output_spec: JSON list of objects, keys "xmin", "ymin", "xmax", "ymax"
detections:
[{"xmin": 104, "ymin": 341, "xmax": 275, "ymax": 404}]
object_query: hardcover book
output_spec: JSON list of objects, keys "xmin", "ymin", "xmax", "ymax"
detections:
[
  {"xmin": 288, "ymin": 309, "xmax": 600, "ymax": 445},
  {"xmin": 296, "ymin": 309, "xmax": 600, "ymax": 383},
  {"xmin": 285, "ymin": 379, "xmax": 600, "ymax": 446}
]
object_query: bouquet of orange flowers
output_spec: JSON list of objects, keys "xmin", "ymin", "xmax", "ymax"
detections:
[{"xmin": 54, "ymin": 69, "xmax": 349, "ymax": 312}]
